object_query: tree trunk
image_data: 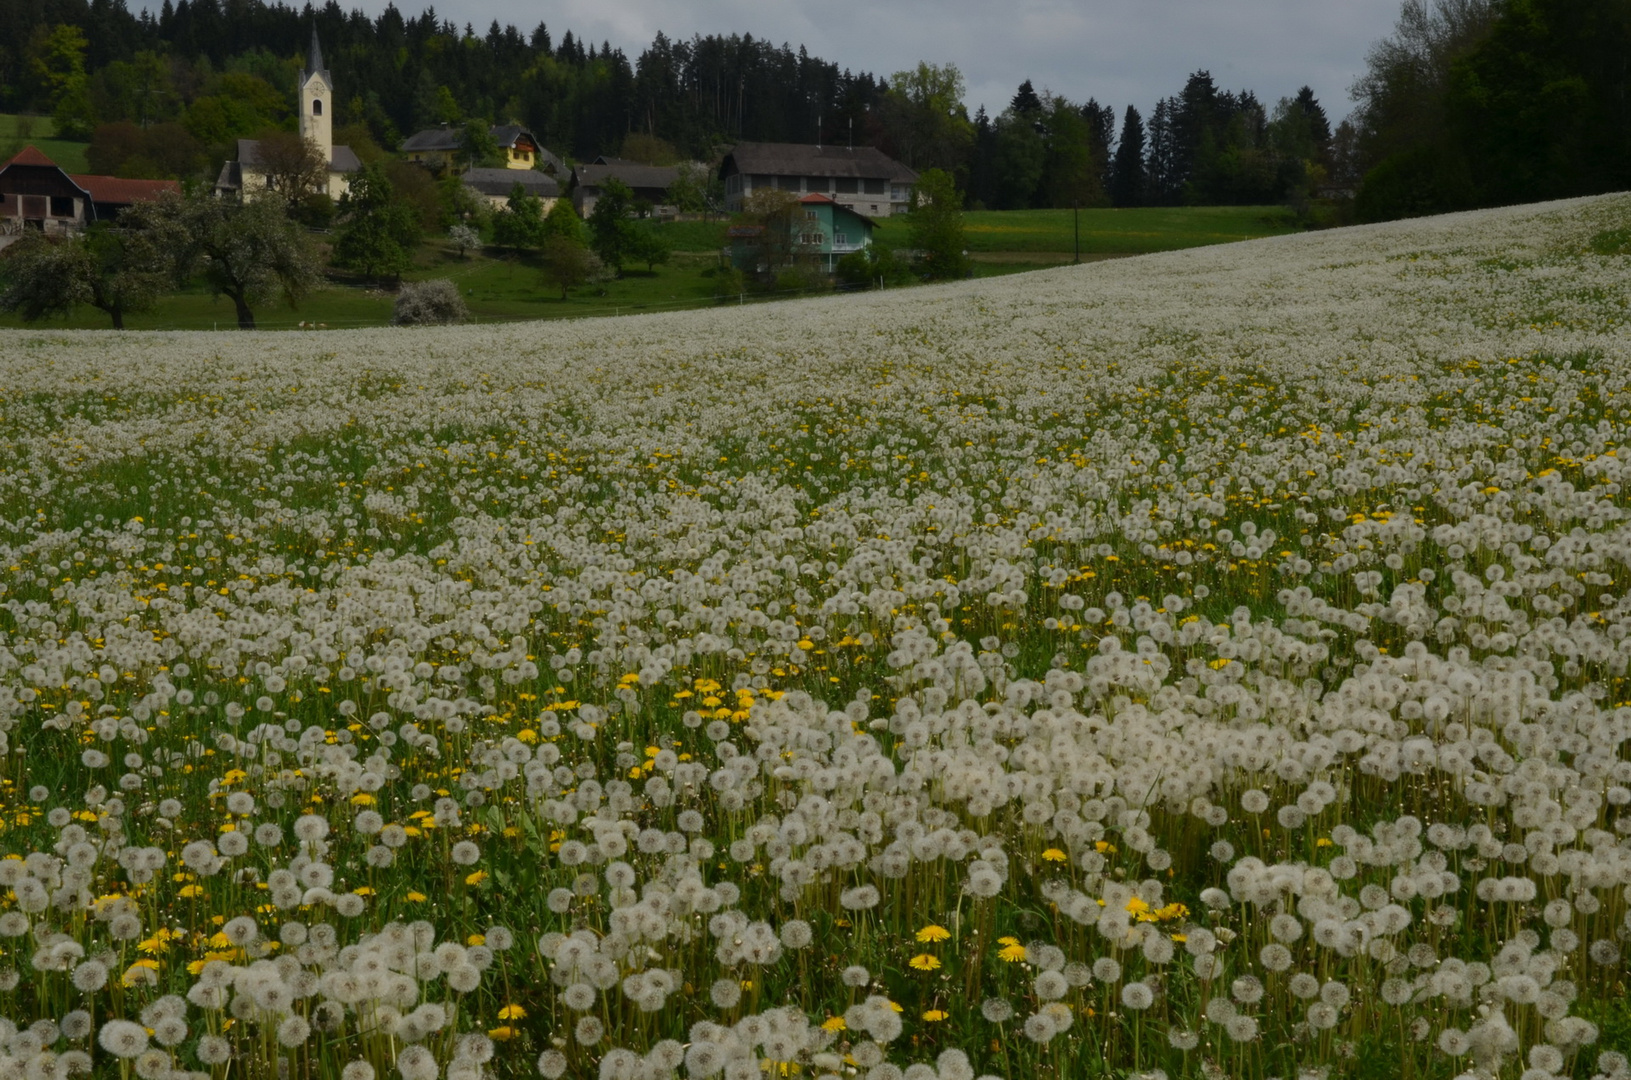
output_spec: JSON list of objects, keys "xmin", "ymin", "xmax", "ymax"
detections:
[
  {"xmin": 231, "ymin": 292, "xmax": 255, "ymax": 330},
  {"xmin": 110, "ymin": 307, "xmax": 124, "ymax": 330}
]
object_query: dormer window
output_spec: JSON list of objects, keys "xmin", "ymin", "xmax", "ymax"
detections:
[{"xmin": 312, "ymin": 99, "xmax": 323, "ymax": 116}]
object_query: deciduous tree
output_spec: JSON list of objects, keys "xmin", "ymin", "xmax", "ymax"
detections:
[
  {"xmin": 0, "ymin": 195, "xmax": 184, "ymax": 329},
  {"xmin": 540, "ymin": 234, "xmax": 604, "ymax": 299},
  {"xmin": 332, "ymin": 164, "xmax": 423, "ymax": 282},
  {"xmin": 178, "ymin": 192, "xmax": 321, "ymax": 330},
  {"xmin": 254, "ymin": 130, "xmax": 330, "ymax": 200},
  {"xmin": 587, "ymin": 178, "xmax": 639, "ymax": 275},
  {"xmin": 906, "ymin": 168, "xmax": 969, "ymax": 281},
  {"xmin": 491, "ymin": 183, "xmax": 548, "ymax": 250}
]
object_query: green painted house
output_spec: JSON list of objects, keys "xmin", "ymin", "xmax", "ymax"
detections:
[{"xmin": 728, "ymin": 193, "xmax": 877, "ymax": 275}]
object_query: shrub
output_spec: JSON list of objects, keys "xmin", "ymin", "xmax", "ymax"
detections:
[{"xmin": 393, "ymin": 279, "xmax": 469, "ymax": 325}]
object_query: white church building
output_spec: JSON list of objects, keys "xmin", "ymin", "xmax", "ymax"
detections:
[{"xmin": 215, "ymin": 32, "xmax": 360, "ymax": 200}]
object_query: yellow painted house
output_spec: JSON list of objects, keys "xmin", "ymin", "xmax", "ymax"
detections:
[{"xmin": 400, "ymin": 124, "xmax": 561, "ymax": 176}]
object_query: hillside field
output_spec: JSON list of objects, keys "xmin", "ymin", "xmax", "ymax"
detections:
[
  {"xmin": 0, "ymin": 113, "xmax": 90, "ymax": 173},
  {"xmin": 0, "ymin": 196, "xmax": 1628, "ymax": 1080}
]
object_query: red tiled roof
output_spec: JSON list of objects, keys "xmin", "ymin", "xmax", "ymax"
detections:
[
  {"xmin": 799, "ymin": 192, "xmax": 836, "ymax": 205},
  {"xmin": 2, "ymin": 145, "xmax": 60, "ymax": 168},
  {"xmin": 69, "ymin": 174, "xmax": 181, "ymax": 205}
]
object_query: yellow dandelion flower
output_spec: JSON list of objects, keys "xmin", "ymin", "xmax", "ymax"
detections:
[
  {"xmin": 498, "ymin": 1004, "xmax": 526, "ymax": 1020},
  {"xmin": 909, "ymin": 954, "xmax": 941, "ymax": 971},
  {"xmin": 466, "ymin": 934, "xmax": 486, "ymax": 946},
  {"xmin": 122, "ymin": 959, "xmax": 159, "ymax": 986},
  {"xmin": 464, "ymin": 870, "xmax": 488, "ymax": 886},
  {"xmin": 915, "ymin": 924, "xmax": 951, "ymax": 943},
  {"xmin": 1041, "ymin": 848, "xmax": 1068, "ymax": 863},
  {"xmin": 821, "ymin": 1016, "xmax": 846, "ymax": 1032},
  {"xmin": 922, "ymin": 1009, "xmax": 949, "ymax": 1022},
  {"xmin": 487, "ymin": 1026, "xmax": 517, "ymax": 1040},
  {"xmin": 998, "ymin": 943, "xmax": 1028, "ymax": 963},
  {"xmin": 406, "ymin": 891, "xmax": 427, "ymax": 902}
]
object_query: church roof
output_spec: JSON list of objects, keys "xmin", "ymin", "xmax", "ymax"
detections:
[
  {"xmin": 235, "ymin": 139, "xmax": 361, "ymax": 174},
  {"xmin": 306, "ymin": 29, "xmax": 329, "ymax": 82}
]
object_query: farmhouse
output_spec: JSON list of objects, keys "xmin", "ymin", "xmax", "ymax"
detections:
[
  {"xmin": 719, "ymin": 142, "xmax": 916, "ymax": 217},
  {"xmin": 571, "ymin": 158, "xmax": 679, "ymax": 217},
  {"xmin": 729, "ymin": 192, "xmax": 876, "ymax": 274},
  {"xmin": 462, "ymin": 168, "xmax": 560, "ymax": 212},
  {"xmin": 402, "ymin": 124, "xmax": 560, "ymax": 176},
  {"xmin": 215, "ymin": 33, "xmax": 360, "ymax": 200},
  {"xmin": 0, "ymin": 146, "xmax": 178, "ymax": 247}
]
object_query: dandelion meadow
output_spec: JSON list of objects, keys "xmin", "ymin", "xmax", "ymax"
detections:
[{"xmin": 0, "ymin": 194, "xmax": 1629, "ymax": 1080}]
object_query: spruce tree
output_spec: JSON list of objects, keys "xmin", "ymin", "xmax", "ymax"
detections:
[{"xmin": 1110, "ymin": 106, "xmax": 1147, "ymax": 207}]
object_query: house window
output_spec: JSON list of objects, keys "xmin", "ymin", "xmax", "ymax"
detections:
[
  {"xmin": 870, "ymin": 204, "xmax": 878, "ymax": 212},
  {"xmin": 805, "ymin": 210, "xmax": 818, "ymax": 220},
  {"xmin": 801, "ymin": 233, "xmax": 824, "ymax": 246},
  {"xmin": 834, "ymin": 232, "xmax": 846, "ymax": 246},
  {"xmin": 836, "ymin": 177, "xmax": 857, "ymax": 194},
  {"xmin": 777, "ymin": 175, "xmax": 799, "ymax": 190},
  {"xmin": 312, "ymin": 98, "xmax": 323, "ymax": 116},
  {"xmin": 863, "ymin": 178, "xmax": 885, "ymax": 195},
  {"xmin": 49, "ymin": 196, "xmax": 74, "ymax": 217}
]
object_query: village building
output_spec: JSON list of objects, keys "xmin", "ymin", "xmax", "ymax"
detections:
[
  {"xmin": 571, "ymin": 158, "xmax": 679, "ymax": 217},
  {"xmin": 0, "ymin": 146, "xmax": 178, "ymax": 248},
  {"xmin": 402, "ymin": 124, "xmax": 559, "ymax": 176},
  {"xmin": 215, "ymin": 32, "xmax": 360, "ymax": 200},
  {"xmin": 727, "ymin": 192, "xmax": 876, "ymax": 274},
  {"xmin": 461, "ymin": 168, "xmax": 560, "ymax": 212},
  {"xmin": 719, "ymin": 142, "xmax": 916, "ymax": 217}
]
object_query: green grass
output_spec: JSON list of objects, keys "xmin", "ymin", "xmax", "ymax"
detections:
[
  {"xmin": 0, "ymin": 113, "xmax": 90, "ymax": 173},
  {"xmin": 962, "ymin": 205, "xmax": 1300, "ymax": 254},
  {"xmin": 0, "ymin": 242, "xmax": 1048, "ymax": 331},
  {"xmin": 0, "ymin": 207, "xmax": 1297, "ymax": 331},
  {"xmin": 654, "ymin": 218, "xmax": 728, "ymax": 252},
  {"xmin": 658, "ymin": 206, "xmax": 1298, "ymax": 259}
]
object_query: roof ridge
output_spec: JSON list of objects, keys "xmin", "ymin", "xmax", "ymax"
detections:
[{"xmin": 2, "ymin": 145, "xmax": 59, "ymax": 169}]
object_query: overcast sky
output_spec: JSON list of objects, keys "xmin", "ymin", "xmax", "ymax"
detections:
[{"xmin": 396, "ymin": 0, "xmax": 1403, "ymax": 122}]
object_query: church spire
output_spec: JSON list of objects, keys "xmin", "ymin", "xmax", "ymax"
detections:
[{"xmin": 307, "ymin": 28, "xmax": 326, "ymax": 80}]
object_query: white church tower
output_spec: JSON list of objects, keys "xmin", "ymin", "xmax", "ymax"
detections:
[
  {"xmin": 215, "ymin": 27, "xmax": 359, "ymax": 199},
  {"xmin": 299, "ymin": 30, "xmax": 334, "ymax": 172}
]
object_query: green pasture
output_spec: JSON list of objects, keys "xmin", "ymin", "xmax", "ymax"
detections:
[
  {"xmin": 0, "ymin": 206, "xmax": 1300, "ymax": 331},
  {"xmin": 0, "ymin": 113, "xmax": 90, "ymax": 172},
  {"xmin": 963, "ymin": 205, "xmax": 1301, "ymax": 253}
]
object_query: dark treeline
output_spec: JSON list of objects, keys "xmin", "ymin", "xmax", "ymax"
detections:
[
  {"xmin": 1, "ymin": 0, "xmax": 886, "ymax": 166},
  {"xmin": 5, "ymin": 0, "xmax": 1626, "ymax": 218},
  {"xmin": 1348, "ymin": 0, "xmax": 1631, "ymax": 221}
]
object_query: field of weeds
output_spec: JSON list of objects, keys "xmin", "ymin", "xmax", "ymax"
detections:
[{"xmin": 0, "ymin": 195, "xmax": 1629, "ymax": 1080}]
